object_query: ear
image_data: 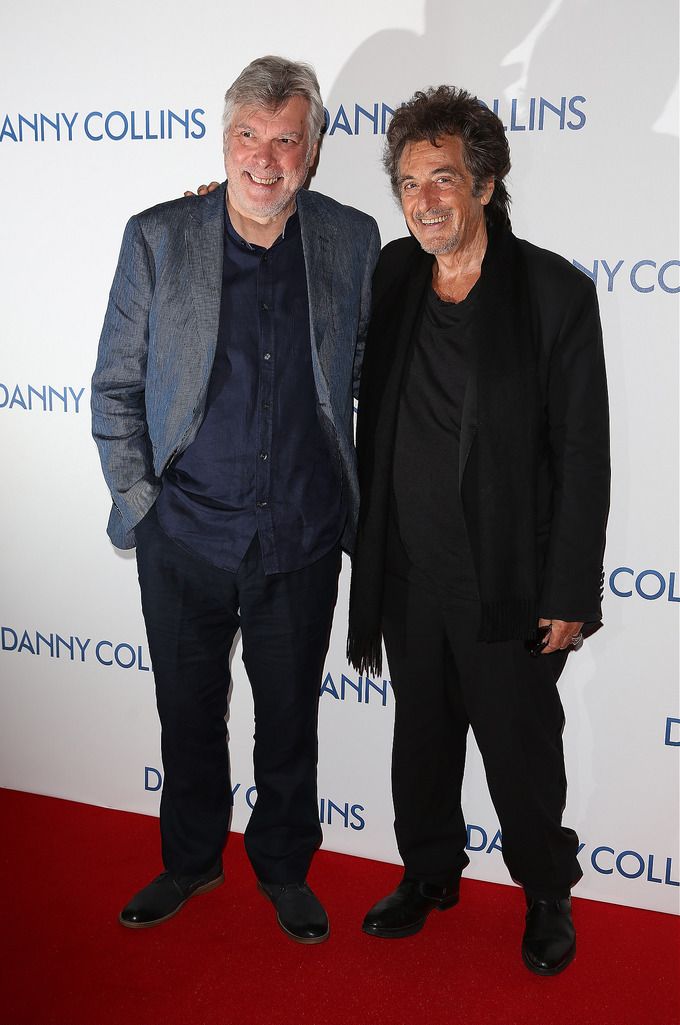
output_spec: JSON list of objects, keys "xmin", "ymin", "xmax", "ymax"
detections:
[
  {"xmin": 308, "ymin": 138, "xmax": 320, "ymax": 167},
  {"xmin": 479, "ymin": 177, "xmax": 495, "ymax": 206}
]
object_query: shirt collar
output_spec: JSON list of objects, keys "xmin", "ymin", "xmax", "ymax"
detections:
[{"xmin": 224, "ymin": 198, "xmax": 300, "ymax": 251}]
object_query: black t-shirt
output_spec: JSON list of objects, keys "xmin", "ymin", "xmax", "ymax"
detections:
[{"xmin": 389, "ymin": 283, "xmax": 479, "ymax": 601}]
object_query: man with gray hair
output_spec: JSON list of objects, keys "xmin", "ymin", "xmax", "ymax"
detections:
[{"xmin": 92, "ymin": 56, "xmax": 379, "ymax": 943}]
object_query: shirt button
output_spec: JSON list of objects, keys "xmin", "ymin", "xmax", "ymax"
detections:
[
  {"xmin": 261, "ymin": 302, "xmax": 270, "ymax": 311},
  {"xmin": 257, "ymin": 500, "xmax": 268, "ymax": 508},
  {"xmin": 259, "ymin": 452, "xmax": 268, "ymax": 461},
  {"xmin": 262, "ymin": 401, "xmax": 271, "ymax": 410},
  {"xmin": 263, "ymin": 352, "xmax": 271, "ymax": 361}
]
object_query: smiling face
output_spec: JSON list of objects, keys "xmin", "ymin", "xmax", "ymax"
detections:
[
  {"xmin": 223, "ymin": 95, "xmax": 318, "ymax": 228},
  {"xmin": 397, "ymin": 134, "xmax": 494, "ymax": 256}
]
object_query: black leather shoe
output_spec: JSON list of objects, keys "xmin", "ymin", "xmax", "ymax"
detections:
[
  {"xmin": 258, "ymin": 881, "xmax": 329, "ymax": 944},
  {"xmin": 362, "ymin": 877, "xmax": 460, "ymax": 938},
  {"xmin": 119, "ymin": 866, "xmax": 224, "ymax": 929},
  {"xmin": 522, "ymin": 896, "xmax": 576, "ymax": 975}
]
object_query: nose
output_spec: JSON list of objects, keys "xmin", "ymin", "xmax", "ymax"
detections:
[
  {"xmin": 254, "ymin": 138, "xmax": 275, "ymax": 166},
  {"xmin": 416, "ymin": 182, "xmax": 438, "ymax": 212}
]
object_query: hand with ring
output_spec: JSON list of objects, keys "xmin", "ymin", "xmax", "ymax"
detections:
[{"xmin": 537, "ymin": 618, "xmax": 585, "ymax": 654}]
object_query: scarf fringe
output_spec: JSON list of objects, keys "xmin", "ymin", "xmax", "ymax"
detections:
[{"xmin": 346, "ymin": 632, "xmax": 383, "ymax": 677}]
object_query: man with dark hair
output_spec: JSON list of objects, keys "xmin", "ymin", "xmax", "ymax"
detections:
[
  {"xmin": 92, "ymin": 56, "xmax": 380, "ymax": 944},
  {"xmin": 348, "ymin": 86, "xmax": 609, "ymax": 974}
]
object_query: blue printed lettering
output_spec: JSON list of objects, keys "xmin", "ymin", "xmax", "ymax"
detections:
[
  {"xmin": 665, "ymin": 717, "xmax": 680, "ymax": 746},
  {"xmin": 144, "ymin": 767, "xmax": 162, "ymax": 791},
  {"xmin": 466, "ymin": 824, "xmax": 488, "ymax": 852}
]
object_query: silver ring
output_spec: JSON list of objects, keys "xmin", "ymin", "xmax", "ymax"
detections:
[{"xmin": 570, "ymin": 633, "xmax": 583, "ymax": 647}]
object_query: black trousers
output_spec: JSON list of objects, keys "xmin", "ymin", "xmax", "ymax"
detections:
[
  {"xmin": 382, "ymin": 572, "xmax": 582, "ymax": 899},
  {"xmin": 135, "ymin": 506, "xmax": 341, "ymax": 884}
]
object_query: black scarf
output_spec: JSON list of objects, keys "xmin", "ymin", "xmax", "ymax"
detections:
[{"xmin": 347, "ymin": 226, "xmax": 543, "ymax": 675}]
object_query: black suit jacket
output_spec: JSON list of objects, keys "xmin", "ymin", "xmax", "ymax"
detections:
[{"xmin": 354, "ymin": 230, "xmax": 610, "ymax": 633}]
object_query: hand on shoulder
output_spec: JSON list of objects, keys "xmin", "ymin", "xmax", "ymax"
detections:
[{"xmin": 183, "ymin": 181, "xmax": 220, "ymax": 198}]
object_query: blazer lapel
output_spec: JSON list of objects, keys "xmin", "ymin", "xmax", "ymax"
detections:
[
  {"xmin": 297, "ymin": 192, "xmax": 332, "ymax": 354},
  {"xmin": 186, "ymin": 184, "xmax": 225, "ymax": 366},
  {"xmin": 459, "ymin": 370, "xmax": 478, "ymax": 487}
]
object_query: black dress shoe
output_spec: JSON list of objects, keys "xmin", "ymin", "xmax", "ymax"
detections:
[
  {"xmin": 258, "ymin": 881, "xmax": 329, "ymax": 944},
  {"xmin": 362, "ymin": 877, "xmax": 460, "ymax": 939},
  {"xmin": 522, "ymin": 896, "xmax": 576, "ymax": 975},
  {"xmin": 119, "ymin": 866, "xmax": 224, "ymax": 929}
]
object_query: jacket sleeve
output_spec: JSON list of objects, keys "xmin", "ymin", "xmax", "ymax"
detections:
[
  {"xmin": 91, "ymin": 215, "xmax": 160, "ymax": 547},
  {"xmin": 539, "ymin": 276, "xmax": 610, "ymax": 623},
  {"xmin": 352, "ymin": 218, "xmax": 381, "ymax": 400}
]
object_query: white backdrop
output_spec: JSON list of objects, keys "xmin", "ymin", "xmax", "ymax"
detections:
[{"xmin": 1, "ymin": 0, "xmax": 678, "ymax": 915}]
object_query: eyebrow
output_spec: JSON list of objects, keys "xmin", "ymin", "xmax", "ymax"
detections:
[
  {"xmin": 233, "ymin": 121, "xmax": 303, "ymax": 139},
  {"xmin": 398, "ymin": 165, "xmax": 465, "ymax": 184}
]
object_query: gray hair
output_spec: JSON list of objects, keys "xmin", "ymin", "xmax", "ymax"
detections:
[{"xmin": 222, "ymin": 55, "xmax": 325, "ymax": 151}]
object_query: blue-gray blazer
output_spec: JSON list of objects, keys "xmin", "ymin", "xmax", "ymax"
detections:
[{"xmin": 91, "ymin": 183, "xmax": 380, "ymax": 552}]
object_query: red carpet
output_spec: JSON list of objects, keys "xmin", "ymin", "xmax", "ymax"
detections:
[{"xmin": 1, "ymin": 788, "xmax": 678, "ymax": 1025}]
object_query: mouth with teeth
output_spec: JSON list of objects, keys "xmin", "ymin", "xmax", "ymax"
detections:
[
  {"xmin": 417, "ymin": 212, "xmax": 451, "ymax": 225},
  {"xmin": 246, "ymin": 171, "xmax": 282, "ymax": 186}
]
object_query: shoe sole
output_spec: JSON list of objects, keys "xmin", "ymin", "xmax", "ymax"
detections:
[
  {"xmin": 277, "ymin": 918, "xmax": 330, "ymax": 945},
  {"xmin": 362, "ymin": 896, "xmax": 459, "ymax": 939},
  {"xmin": 522, "ymin": 941, "xmax": 576, "ymax": 976},
  {"xmin": 119, "ymin": 873, "xmax": 224, "ymax": 930}
]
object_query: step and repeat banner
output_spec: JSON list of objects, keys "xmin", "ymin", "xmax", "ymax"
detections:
[{"xmin": 1, "ymin": 0, "xmax": 678, "ymax": 914}]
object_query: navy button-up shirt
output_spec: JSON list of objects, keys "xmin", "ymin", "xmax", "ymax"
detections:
[{"xmin": 156, "ymin": 204, "xmax": 344, "ymax": 574}]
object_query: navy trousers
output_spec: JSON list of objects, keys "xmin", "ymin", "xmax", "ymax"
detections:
[{"xmin": 135, "ymin": 505, "xmax": 341, "ymax": 884}]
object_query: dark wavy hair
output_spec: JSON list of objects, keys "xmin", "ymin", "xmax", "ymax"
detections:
[{"xmin": 384, "ymin": 86, "xmax": 512, "ymax": 230}]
